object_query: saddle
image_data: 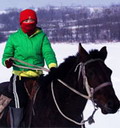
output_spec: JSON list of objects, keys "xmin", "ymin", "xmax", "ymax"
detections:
[
  {"xmin": 23, "ymin": 79, "xmax": 40, "ymax": 127},
  {"xmin": 0, "ymin": 94, "xmax": 11, "ymax": 119},
  {"xmin": 0, "ymin": 82, "xmax": 12, "ymax": 119},
  {"xmin": 0, "ymin": 79, "xmax": 40, "ymax": 124},
  {"xmin": 24, "ymin": 79, "xmax": 40, "ymax": 101}
]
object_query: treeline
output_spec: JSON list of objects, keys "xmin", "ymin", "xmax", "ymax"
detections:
[{"xmin": 0, "ymin": 5, "xmax": 120, "ymax": 43}]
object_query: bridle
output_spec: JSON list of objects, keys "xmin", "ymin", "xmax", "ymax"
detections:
[
  {"xmin": 51, "ymin": 58, "xmax": 112, "ymax": 126},
  {"xmin": 74, "ymin": 58, "xmax": 112, "ymax": 97},
  {"xmin": 11, "ymin": 57, "xmax": 112, "ymax": 126}
]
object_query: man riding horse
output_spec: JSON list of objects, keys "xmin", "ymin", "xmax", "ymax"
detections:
[{"xmin": 2, "ymin": 9, "xmax": 57, "ymax": 128}]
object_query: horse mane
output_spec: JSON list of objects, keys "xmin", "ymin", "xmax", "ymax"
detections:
[
  {"xmin": 89, "ymin": 49, "xmax": 104, "ymax": 59},
  {"xmin": 39, "ymin": 56, "xmax": 77, "ymax": 85},
  {"xmin": 56, "ymin": 56, "xmax": 77, "ymax": 77},
  {"xmin": 56, "ymin": 48, "xmax": 104, "ymax": 76},
  {"xmin": 40, "ymin": 48, "xmax": 104, "ymax": 85}
]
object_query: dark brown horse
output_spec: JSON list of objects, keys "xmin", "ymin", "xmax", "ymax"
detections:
[{"xmin": 0, "ymin": 43, "xmax": 120, "ymax": 128}]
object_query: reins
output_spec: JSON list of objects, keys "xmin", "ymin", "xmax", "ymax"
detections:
[
  {"xmin": 51, "ymin": 58, "xmax": 112, "ymax": 126},
  {"xmin": 10, "ymin": 57, "xmax": 112, "ymax": 126},
  {"xmin": 11, "ymin": 57, "xmax": 49, "ymax": 72},
  {"xmin": 57, "ymin": 79, "xmax": 91, "ymax": 100}
]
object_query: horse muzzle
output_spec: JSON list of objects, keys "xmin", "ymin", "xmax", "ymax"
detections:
[{"xmin": 101, "ymin": 100, "xmax": 120, "ymax": 114}]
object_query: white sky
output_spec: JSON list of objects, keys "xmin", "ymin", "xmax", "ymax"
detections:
[{"xmin": 0, "ymin": 0, "xmax": 120, "ymax": 11}]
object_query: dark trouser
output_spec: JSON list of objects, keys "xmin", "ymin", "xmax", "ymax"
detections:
[
  {"xmin": 10, "ymin": 74, "xmax": 29, "ymax": 108},
  {"xmin": 9, "ymin": 107, "xmax": 24, "ymax": 128},
  {"xmin": 9, "ymin": 74, "xmax": 30, "ymax": 128}
]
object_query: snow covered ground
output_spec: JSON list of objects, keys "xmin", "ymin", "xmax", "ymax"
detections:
[{"xmin": 0, "ymin": 42, "xmax": 120, "ymax": 128}]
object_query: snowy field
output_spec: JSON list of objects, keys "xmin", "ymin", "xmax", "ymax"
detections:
[{"xmin": 0, "ymin": 42, "xmax": 120, "ymax": 128}]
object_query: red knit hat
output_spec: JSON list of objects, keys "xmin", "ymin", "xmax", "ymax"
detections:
[{"xmin": 19, "ymin": 9, "xmax": 37, "ymax": 24}]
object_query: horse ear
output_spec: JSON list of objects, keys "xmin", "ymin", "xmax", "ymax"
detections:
[
  {"xmin": 99, "ymin": 46, "xmax": 107, "ymax": 61},
  {"xmin": 78, "ymin": 43, "xmax": 89, "ymax": 62}
]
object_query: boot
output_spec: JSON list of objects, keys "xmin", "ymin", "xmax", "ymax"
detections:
[{"xmin": 9, "ymin": 107, "xmax": 24, "ymax": 128}]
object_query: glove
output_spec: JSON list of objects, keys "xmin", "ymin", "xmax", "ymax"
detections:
[
  {"xmin": 5, "ymin": 59, "xmax": 13, "ymax": 68},
  {"xmin": 38, "ymin": 67, "xmax": 58, "ymax": 88},
  {"xmin": 49, "ymin": 67, "xmax": 58, "ymax": 80}
]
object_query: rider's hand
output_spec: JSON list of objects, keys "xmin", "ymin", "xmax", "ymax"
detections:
[
  {"xmin": 50, "ymin": 67, "xmax": 57, "ymax": 75},
  {"xmin": 49, "ymin": 67, "xmax": 58, "ymax": 80},
  {"xmin": 5, "ymin": 59, "xmax": 13, "ymax": 68}
]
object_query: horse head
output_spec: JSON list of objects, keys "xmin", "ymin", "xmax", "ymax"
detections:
[{"xmin": 77, "ymin": 43, "xmax": 120, "ymax": 114}]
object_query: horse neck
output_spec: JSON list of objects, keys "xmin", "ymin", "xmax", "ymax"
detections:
[{"xmin": 54, "ymin": 73, "xmax": 88, "ymax": 118}]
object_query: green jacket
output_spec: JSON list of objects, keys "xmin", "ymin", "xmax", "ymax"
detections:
[{"xmin": 2, "ymin": 28, "xmax": 57, "ymax": 71}]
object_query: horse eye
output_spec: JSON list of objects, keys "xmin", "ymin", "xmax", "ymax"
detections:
[{"xmin": 87, "ymin": 70, "xmax": 95, "ymax": 77}]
